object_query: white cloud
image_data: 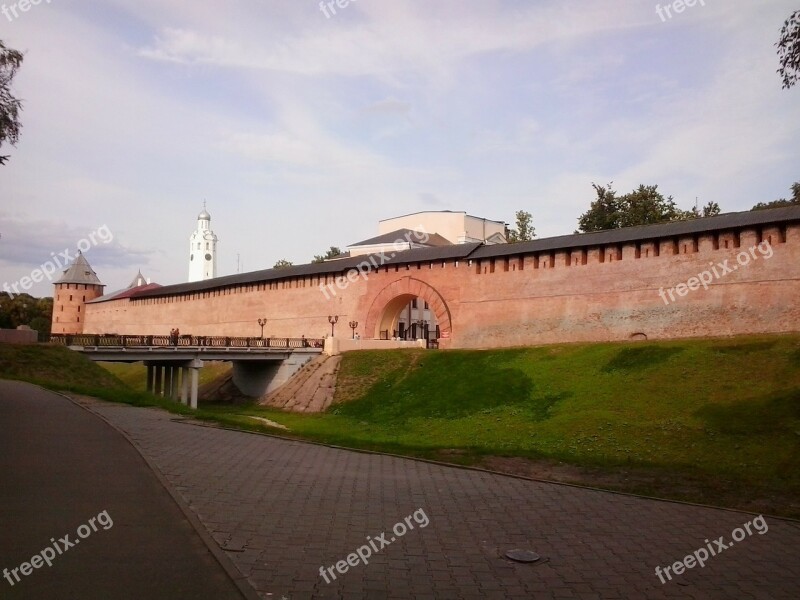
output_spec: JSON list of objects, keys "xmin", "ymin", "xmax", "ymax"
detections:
[{"xmin": 1, "ymin": 0, "xmax": 797, "ymax": 299}]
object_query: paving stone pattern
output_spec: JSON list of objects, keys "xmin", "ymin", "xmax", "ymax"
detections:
[{"xmin": 87, "ymin": 401, "xmax": 800, "ymax": 600}]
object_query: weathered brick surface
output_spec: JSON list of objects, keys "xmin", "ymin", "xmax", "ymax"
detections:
[
  {"xmin": 83, "ymin": 223, "xmax": 800, "ymax": 349},
  {"xmin": 87, "ymin": 401, "xmax": 800, "ymax": 600}
]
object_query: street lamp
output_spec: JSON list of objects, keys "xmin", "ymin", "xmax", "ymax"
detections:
[
  {"xmin": 328, "ymin": 315, "xmax": 339, "ymax": 337},
  {"xmin": 349, "ymin": 320, "xmax": 358, "ymax": 339},
  {"xmin": 258, "ymin": 318, "xmax": 267, "ymax": 338}
]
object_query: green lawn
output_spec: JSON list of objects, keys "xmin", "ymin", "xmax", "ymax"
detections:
[
  {"xmin": 200, "ymin": 335, "xmax": 800, "ymax": 516},
  {"xmin": 2, "ymin": 336, "xmax": 799, "ymax": 517},
  {"xmin": 236, "ymin": 338, "xmax": 800, "ymax": 475}
]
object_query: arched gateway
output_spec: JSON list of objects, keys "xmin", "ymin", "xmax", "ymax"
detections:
[{"xmin": 365, "ymin": 277, "xmax": 452, "ymax": 341}]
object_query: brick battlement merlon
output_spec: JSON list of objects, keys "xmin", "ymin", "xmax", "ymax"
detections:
[{"xmin": 127, "ymin": 205, "xmax": 800, "ymax": 301}]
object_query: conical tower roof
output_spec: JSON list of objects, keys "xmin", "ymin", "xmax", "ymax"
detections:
[
  {"xmin": 55, "ymin": 252, "xmax": 103, "ymax": 286},
  {"xmin": 128, "ymin": 270, "xmax": 148, "ymax": 288}
]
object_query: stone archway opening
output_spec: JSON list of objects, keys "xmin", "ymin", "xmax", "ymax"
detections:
[
  {"xmin": 376, "ymin": 293, "xmax": 438, "ymax": 341},
  {"xmin": 365, "ymin": 277, "xmax": 452, "ymax": 343}
]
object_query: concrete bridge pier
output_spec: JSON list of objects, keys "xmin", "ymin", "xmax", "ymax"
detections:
[
  {"xmin": 146, "ymin": 365, "xmax": 155, "ymax": 394},
  {"xmin": 180, "ymin": 366, "xmax": 190, "ymax": 405},
  {"xmin": 145, "ymin": 361, "xmax": 202, "ymax": 408},
  {"xmin": 188, "ymin": 360, "xmax": 202, "ymax": 409},
  {"xmin": 154, "ymin": 365, "xmax": 163, "ymax": 396},
  {"xmin": 165, "ymin": 367, "xmax": 173, "ymax": 398}
]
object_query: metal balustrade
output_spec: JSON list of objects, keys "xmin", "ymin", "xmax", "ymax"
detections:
[{"xmin": 50, "ymin": 334, "xmax": 324, "ymax": 350}]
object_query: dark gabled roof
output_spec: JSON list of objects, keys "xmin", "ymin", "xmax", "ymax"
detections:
[
  {"xmin": 470, "ymin": 204, "xmax": 800, "ymax": 260},
  {"xmin": 129, "ymin": 205, "xmax": 799, "ymax": 300},
  {"xmin": 349, "ymin": 228, "xmax": 453, "ymax": 247},
  {"xmin": 55, "ymin": 252, "xmax": 104, "ymax": 286},
  {"xmin": 88, "ymin": 282, "xmax": 162, "ymax": 304},
  {"xmin": 132, "ymin": 243, "xmax": 482, "ymax": 299}
]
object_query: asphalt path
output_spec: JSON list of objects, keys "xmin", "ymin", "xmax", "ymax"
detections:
[{"xmin": 0, "ymin": 379, "xmax": 248, "ymax": 600}]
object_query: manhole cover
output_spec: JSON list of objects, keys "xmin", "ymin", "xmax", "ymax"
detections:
[{"xmin": 505, "ymin": 549, "xmax": 540, "ymax": 563}]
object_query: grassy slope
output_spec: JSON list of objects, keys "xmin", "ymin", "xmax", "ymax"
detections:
[
  {"xmin": 0, "ymin": 344, "xmax": 126, "ymax": 391},
  {"xmin": 3, "ymin": 337, "xmax": 799, "ymax": 516},
  {"xmin": 262, "ymin": 338, "xmax": 800, "ymax": 474},
  {"xmin": 0, "ymin": 344, "xmax": 196, "ymax": 412},
  {"xmin": 209, "ymin": 335, "xmax": 800, "ymax": 515}
]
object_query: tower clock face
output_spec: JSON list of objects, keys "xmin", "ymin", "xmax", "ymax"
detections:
[{"xmin": 205, "ymin": 253, "xmax": 212, "ymax": 261}]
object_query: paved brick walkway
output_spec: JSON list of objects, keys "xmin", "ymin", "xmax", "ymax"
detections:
[{"xmin": 83, "ymin": 399, "xmax": 800, "ymax": 600}]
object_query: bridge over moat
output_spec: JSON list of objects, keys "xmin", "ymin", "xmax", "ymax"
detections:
[{"xmin": 51, "ymin": 334, "xmax": 324, "ymax": 408}]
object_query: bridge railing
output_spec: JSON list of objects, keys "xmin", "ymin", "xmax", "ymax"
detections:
[{"xmin": 49, "ymin": 334, "xmax": 324, "ymax": 350}]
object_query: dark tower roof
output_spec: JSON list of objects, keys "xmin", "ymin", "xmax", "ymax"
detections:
[{"xmin": 55, "ymin": 252, "xmax": 104, "ymax": 286}]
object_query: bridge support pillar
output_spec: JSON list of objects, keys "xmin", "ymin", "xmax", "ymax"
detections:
[
  {"xmin": 180, "ymin": 367, "xmax": 189, "ymax": 405},
  {"xmin": 146, "ymin": 365, "xmax": 154, "ymax": 393},
  {"xmin": 170, "ymin": 366, "xmax": 181, "ymax": 401},
  {"xmin": 189, "ymin": 359, "xmax": 203, "ymax": 409},
  {"xmin": 154, "ymin": 365, "xmax": 163, "ymax": 396}
]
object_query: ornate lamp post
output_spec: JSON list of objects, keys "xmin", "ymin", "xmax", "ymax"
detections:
[
  {"xmin": 349, "ymin": 320, "xmax": 358, "ymax": 339},
  {"xmin": 257, "ymin": 318, "xmax": 267, "ymax": 338},
  {"xmin": 328, "ymin": 315, "xmax": 339, "ymax": 337}
]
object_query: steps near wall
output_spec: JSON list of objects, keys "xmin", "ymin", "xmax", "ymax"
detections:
[{"xmin": 258, "ymin": 354, "xmax": 341, "ymax": 413}]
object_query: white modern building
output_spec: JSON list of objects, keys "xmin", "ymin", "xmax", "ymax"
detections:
[
  {"xmin": 378, "ymin": 211, "xmax": 507, "ymax": 245},
  {"xmin": 345, "ymin": 210, "xmax": 508, "ymax": 340}
]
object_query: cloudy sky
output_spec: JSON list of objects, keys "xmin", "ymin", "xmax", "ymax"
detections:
[{"xmin": 1, "ymin": 0, "xmax": 798, "ymax": 298}]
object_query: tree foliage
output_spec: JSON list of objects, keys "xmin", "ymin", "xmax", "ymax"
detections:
[
  {"xmin": 752, "ymin": 181, "xmax": 800, "ymax": 210},
  {"xmin": 312, "ymin": 246, "xmax": 343, "ymax": 263},
  {"xmin": 577, "ymin": 183, "xmax": 718, "ymax": 233},
  {"xmin": 0, "ymin": 40, "xmax": 23, "ymax": 165},
  {"xmin": 777, "ymin": 10, "xmax": 800, "ymax": 89},
  {"xmin": 577, "ymin": 183, "xmax": 622, "ymax": 232},
  {"xmin": 506, "ymin": 211, "xmax": 535, "ymax": 243},
  {"xmin": 686, "ymin": 201, "xmax": 722, "ymax": 219},
  {"xmin": 272, "ymin": 259, "xmax": 293, "ymax": 269},
  {"xmin": 0, "ymin": 293, "xmax": 53, "ymax": 337}
]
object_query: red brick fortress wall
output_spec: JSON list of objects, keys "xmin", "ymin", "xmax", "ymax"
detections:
[{"xmin": 82, "ymin": 219, "xmax": 800, "ymax": 349}]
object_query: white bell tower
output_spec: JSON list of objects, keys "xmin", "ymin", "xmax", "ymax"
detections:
[{"xmin": 188, "ymin": 202, "xmax": 218, "ymax": 282}]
